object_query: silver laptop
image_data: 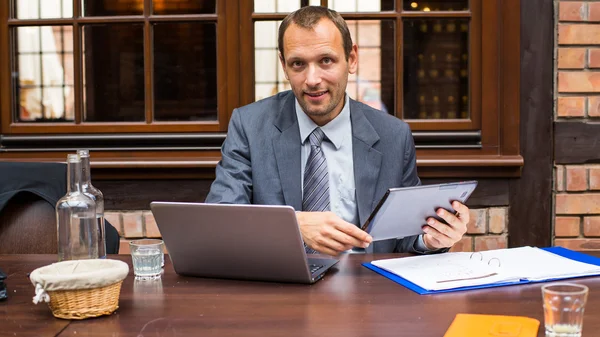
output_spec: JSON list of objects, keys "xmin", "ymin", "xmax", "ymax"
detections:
[{"xmin": 149, "ymin": 202, "xmax": 339, "ymax": 284}]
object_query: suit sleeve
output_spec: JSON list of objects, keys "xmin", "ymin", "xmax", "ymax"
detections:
[{"xmin": 205, "ymin": 108, "xmax": 253, "ymax": 204}]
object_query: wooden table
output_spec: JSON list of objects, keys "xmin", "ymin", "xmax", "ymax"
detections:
[{"xmin": 2, "ymin": 253, "xmax": 600, "ymax": 337}]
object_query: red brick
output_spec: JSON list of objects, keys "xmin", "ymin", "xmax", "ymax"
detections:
[
  {"xmin": 558, "ymin": 48, "xmax": 586, "ymax": 69},
  {"xmin": 555, "ymin": 216, "xmax": 581, "ymax": 237},
  {"xmin": 589, "ymin": 167, "xmax": 600, "ymax": 190},
  {"xmin": 558, "ymin": 72, "xmax": 600, "ymax": 93},
  {"xmin": 143, "ymin": 212, "xmax": 162, "ymax": 238},
  {"xmin": 557, "ymin": 96, "xmax": 586, "ymax": 117},
  {"xmin": 119, "ymin": 239, "xmax": 131, "ymax": 255},
  {"xmin": 559, "ymin": 2, "xmax": 585, "ymax": 21},
  {"xmin": 589, "ymin": 96, "xmax": 600, "ymax": 117},
  {"xmin": 584, "ymin": 216, "xmax": 600, "ymax": 236},
  {"xmin": 558, "ymin": 24, "xmax": 600, "ymax": 45},
  {"xmin": 474, "ymin": 235, "xmax": 507, "ymax": 252},
  {"xmin": 488, "ymin": 208, "xmax": 506, "ymax": 234},
  {"xmin": 589, "ymin": 2, "xmax": 600, "ymax": 22},
  {"xmin": 104, "ymin": 212, "xmax": 123, "ymax": 237},
  {"xmin": 466, "ymin": 209, "xmax": 487, "ymax": 234},
  {"xmin": 122, "ymin": 211, "xmax": 143, "ymax": 238},
  {"xmin": 590, "ymin": 49, "xmax": 600, "ymax": 69},
  {"xmin": 556, "ymin": 166, "xmax": 565, "ymax": 192},
  {"xmin": 556, "ymin": 194, "xmax": 600, "ymax": 214},
  {"xmin": 554, "ymin": 238, "xmax": 600, "ymax": 251},
  {"xmin": 566, "ymin": 166, "xmax": 587, "ymax": 191},
  {"xmin": 450, "ymin": 236, "xmax": 473, "ymax": 252}
]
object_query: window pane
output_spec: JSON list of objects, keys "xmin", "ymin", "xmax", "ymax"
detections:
[
  {"xmin": 347, "ymin": 20, "xmax": 395, "ymax": 114},
  {"xmin": 15, "ymin": 0, "xmax": 73, "ymax": 19},
  {"xmin": 13, "ymin": 26, "xmax": 74, "ymax": 122},
  {"xmin": 403, "ymin": 1, "xmax": 469, "ymax": 11},
  {"xmin": 154, "ymin": 23, "xmax": 218, "ymax": 122},
  {"xmin": 403, "ymin": 19, "xmax": 469, "ymax": 120},
  {"xmin": 83, "ymin": 24, "xmax": 145, "ymax": 122},
  {"xmin": 153, "ymin": 0, "xmax": 216, "ymax": 14},
  {"xmin": 329, "ymin": 0, "xmax": 393, "ymax": 12},
  {"xmin": 254, "ymin": 21, "xmax": 286, "ymax": 102},
  {"xmin": 256, "ymin": 19, "xmax": 395, "ymax": 114},
  {"xmin": 82, "ymin": 0, "xmax": 143, "ymax": 16},
  {"xmin": 254, "ymin": 0, "xmax": 301, "ymax": 13}
]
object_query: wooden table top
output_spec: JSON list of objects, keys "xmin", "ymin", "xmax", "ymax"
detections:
[{"xmin": 2, "ymin": 253, "xmax": 600, "ymax": 337}]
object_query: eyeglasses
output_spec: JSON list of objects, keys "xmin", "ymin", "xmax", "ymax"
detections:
[{"xmin": 0, "ymin": 268, "xmax": 7, "ymax": 301}]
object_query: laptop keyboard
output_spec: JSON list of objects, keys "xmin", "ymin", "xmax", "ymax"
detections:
[{"xmin": 308, "ymin": 264, "xmax": 324, "ymax": 274}]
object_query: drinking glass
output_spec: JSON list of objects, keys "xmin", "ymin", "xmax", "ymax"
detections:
[
  {"xmin": 542, "ymin": 283, "xmax": 589, "ymax": 337},
  {"xmin": 129, "ymin": 239, "xmax": 164, "ymax": 280}
]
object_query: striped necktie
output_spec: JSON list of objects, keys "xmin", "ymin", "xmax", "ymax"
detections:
[{"xmin": 302, "ymin": 127, "xmax": 329, "ymax": 254}]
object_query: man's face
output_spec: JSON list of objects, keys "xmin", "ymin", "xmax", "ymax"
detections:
[{"xmin": 280, "ymin": 19, "xmax": 358, "ymax": 126}]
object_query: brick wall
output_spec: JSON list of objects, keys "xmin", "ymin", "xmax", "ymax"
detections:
[
  {"xmin": 109, "ymin": 208, "xmax": 508, "ymax": 254},
  {"xmin": 450, "ymin": 208, "xmax": 508, "ymax": 252},
  {"xmin": 555, "ymin": 1, "xmax": 600, "ymax": 250}
]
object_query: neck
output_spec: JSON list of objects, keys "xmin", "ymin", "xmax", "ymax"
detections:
[
  {"xmin": 79, "ymin": 155, "xmax": 91, "ymax": 184},
  {"xmin": 67, "ymin": 160, "xmax": 81, "ymax": 193}
]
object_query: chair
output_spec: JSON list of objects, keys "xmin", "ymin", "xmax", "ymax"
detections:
[{"xmin": 0, "ymin": 162, "xmax": 119, "ymax": 254}]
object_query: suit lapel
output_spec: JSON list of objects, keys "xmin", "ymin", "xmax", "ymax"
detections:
[
  {"xmin": 350, "ymin": 100, "xmax": 382, "ymax": 225},
  {"xmin": 272, "ymin": 93, "xmax": 303, "ymax": 210}
]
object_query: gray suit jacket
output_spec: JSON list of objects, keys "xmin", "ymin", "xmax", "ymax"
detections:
[{"xmin": 206, "ymin": 91, "xmax": 424, "ymax": 253}]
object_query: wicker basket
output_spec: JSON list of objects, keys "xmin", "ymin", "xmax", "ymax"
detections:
[{"xmin": 30, "ymin": 259, "xmax": 129, "ymax": 320}]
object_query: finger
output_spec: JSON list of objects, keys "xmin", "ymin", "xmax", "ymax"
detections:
[
  {"xmin": 335, "ymin": 222, "xmax": 373, "ymax": 244},
  {"xmin": 452, "ymin": 201, "xmax": 469, "ymax": 218},
  {"xmin": 312, "ymin": 245, "xmax": 341, "ymax": 256},
  {"xmin": 423, "ymin": 230, "xmax": 453, "ymax": 249},
  {"xmin": 312, "ymin": 236, "xmax": 352, "ymax": 254},
  {"xmin": 435, "ymin": 208, "xmax": 466, "ymax": 232},
  {"xmin": 327, "ymin": 227, "xmax": 370, "ymax": 249},
  {"xmin": 425, "ymin": 218, "xmax": 461, "ymax": 242}
]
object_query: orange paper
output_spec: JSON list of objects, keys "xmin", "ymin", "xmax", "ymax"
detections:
[{"xmin": 443, "ymin": 313, "xmax": 540, "ymax": 337}]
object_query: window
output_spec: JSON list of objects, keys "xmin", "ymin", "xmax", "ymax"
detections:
[
  {"xmin": 0, "ymin": 0, "xmax": 522, "ymax": 178},
  {"xmin": 241, "ymin": 0, "xmax": 522, "ymax": 177},
  {"xmin": 2, "ymin": 0, "xmax": 229, "ymax": 134}
]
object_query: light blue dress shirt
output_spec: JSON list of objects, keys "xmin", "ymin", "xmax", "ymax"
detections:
[{"xmin": 295, "ymin": 94, "xmax": 430, "ymax": 252}]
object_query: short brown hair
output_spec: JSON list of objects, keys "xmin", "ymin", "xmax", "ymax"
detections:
[{"xmin": 278, "ymin": 6, "xmax": 353, "ymax": 61}]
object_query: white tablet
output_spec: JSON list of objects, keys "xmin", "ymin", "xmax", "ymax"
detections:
[{"xmin": 360, "ymin": 181, "xmax": 478, "ymax": 241}]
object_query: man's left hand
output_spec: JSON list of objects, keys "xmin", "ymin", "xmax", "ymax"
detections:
[{"xmin": 422, "ymin": 201, "xmax": 469, "ymax": 250}]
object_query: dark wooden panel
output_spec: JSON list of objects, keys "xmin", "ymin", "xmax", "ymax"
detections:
[
  {"xmin": 555, "ymin": 121, "xmax": 600, "ymax": 164},
  {"xmin": 97, "ymin": 180, "xmax": 214, "ymax": 210},
  {"xmin": 101, "ymin": 177, "xmax": 509, "ymax": 211},
  {"xmin": 422, "ymin": 178, "xmax": 509, "ymax": 207},
  {"xmin": 508, "ymin": 0, "xmax": 553, "ymax": 248}
]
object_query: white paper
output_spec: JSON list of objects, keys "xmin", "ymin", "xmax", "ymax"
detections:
[{"xmin": 371, "ymin": 246, "xmax": 600, "ymax": 291}]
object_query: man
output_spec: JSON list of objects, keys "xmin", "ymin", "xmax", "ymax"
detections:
[{"xmin": 206, "ymin": 6, "xmax": 469, "ymax": 255}]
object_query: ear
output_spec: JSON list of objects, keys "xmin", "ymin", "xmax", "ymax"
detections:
[
  {"xmin": 348, "ymin": 44, "xmax": 358, "ymax": 74},
  {"xmin": 279, "ymin": 52, "xmax": 290, "ymax": 80}
]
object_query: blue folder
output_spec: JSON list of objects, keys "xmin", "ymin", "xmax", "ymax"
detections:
[{"xmin": 362, "ymin": 247, "xmax": 600, "ymax": 295}]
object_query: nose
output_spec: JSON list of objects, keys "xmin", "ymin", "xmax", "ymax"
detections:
[{"xmin": 305, "ymin": 64, "xmax": 322, "ymax": 88}]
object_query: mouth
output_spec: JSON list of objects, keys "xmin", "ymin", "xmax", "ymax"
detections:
[{"xmin": 304, "ymin": 91, "xmax": 328, "ymax": 98}]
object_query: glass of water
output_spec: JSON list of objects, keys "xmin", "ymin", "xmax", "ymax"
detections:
[
  {"xmin": 129, "ymin": 239, "xmax": 164, "ymax": 280},
  {"xmin": 542, "ymin": 283, "xmax": 589, "ymax": 337}
]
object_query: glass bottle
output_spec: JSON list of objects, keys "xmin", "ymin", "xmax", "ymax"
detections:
[
  {"xmin": 56, "ymin": 154, "xmax": 98, "ymax": 261},
  {"xmin": 78, "ymin": 149, "xmax": 106, "ymax": 259}
]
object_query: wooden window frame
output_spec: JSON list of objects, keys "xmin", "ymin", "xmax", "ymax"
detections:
[
  {"xmin": 241, "ymin": 0, "xmax": 522, "ymax": 178},
  {"xmin": 0, "ymin": 0, "xmax": 522, "ymax": 179},
  {"xmin": 0, "ymin": 0, "xmax": 238, "ymax": 134}
]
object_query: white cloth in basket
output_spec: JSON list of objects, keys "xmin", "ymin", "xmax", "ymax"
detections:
[{"xmin": 30, "ymin": 259, "xmax": 129, "ymax": 304}]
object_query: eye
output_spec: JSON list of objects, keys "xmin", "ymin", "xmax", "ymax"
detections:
[
  {"xmin": 322, "ymin": 57, "xmax": 332, "ymax": 65},
  {"xmin": 291, "ymin": 61, "xmax": 304, "ymax": 68}
]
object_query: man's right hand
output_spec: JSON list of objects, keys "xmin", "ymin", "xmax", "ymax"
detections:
[{"xmin": 296, "ymin": 211, "xmax": 372, "ymax": 256}]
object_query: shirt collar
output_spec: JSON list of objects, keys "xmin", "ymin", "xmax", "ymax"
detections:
[{"xmin": 295, "ymin": 94, "xmax": 351, "ymax": 150}]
